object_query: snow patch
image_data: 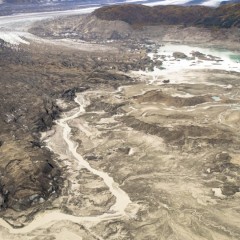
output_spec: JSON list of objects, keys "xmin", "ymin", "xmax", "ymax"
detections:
[
  {"xmin": 201, "ymin": 0, "xmax": 228, "ymax": 7},
  {"xmin": 0, "ymin": 31, "xmax": 42, "ymax": 46},
  {"xmin": 0, "ymin": 31, "xmax": 31, "ymax": 45},
  {"xmin": 144, "ymin": 0, "xmax": 190, "ymax": 6}
]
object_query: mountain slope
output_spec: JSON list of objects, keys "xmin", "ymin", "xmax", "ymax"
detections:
[
  {"xmin": 198, "ymin": 3, "xmax": 240, "ymax": 27},
  {"xmin": 93, "ymin": 3, "xmax": 240, "ymax": 28}
]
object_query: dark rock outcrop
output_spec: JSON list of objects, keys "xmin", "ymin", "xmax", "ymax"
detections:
[
  {"xmin": 173, "ymin": 52, "xmax": 187, "ymax": 59},
  {"xmin": 0, "ymin": 146, "xmax": 61, "ymax": 211},
  {"xmin": 61, "ymin": 86, "xmax": 90, "ymax": 101},
  {"xmin": 35, "ymin": 99, "xmax": 61, "ymax": 132},
  {"xmin": 62, "ymin": 88, "xmax": 77, "ymax": 101}
]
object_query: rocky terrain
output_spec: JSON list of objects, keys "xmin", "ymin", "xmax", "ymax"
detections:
[
  {"xmin": 0, "ymin": 36, "xmax": 142, "ymax": 214},
  {"xmin": 30, "ymin": 4, "xmax": 240, "ymax": 50},
  {"xmin": 0, "ymin": 3, "xmax": 240, "ymax": 240}
]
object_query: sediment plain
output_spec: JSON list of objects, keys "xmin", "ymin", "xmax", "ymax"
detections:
[{"xmin": 0, "ymin": 4, "xmax": 240, "ymax": 240}]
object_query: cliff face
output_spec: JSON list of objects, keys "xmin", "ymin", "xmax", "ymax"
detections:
[{"xmin": 93, "ymin": 4, "xmax": 240, "ymax": 28}]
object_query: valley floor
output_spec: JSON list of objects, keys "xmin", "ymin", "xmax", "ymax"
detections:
[{"xmin": 0, "ymin": 9, "xmax": 240, "ymax": 240}]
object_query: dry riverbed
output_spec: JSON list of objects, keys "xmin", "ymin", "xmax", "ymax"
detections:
[{"xmin": 2, "ymin": 63, "xmax": 240, "ymax": 239}]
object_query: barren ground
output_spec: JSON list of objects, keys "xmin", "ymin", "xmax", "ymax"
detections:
[{"xmin": 0, "ymin": 10, "xmax": 240, "ymax": 240}]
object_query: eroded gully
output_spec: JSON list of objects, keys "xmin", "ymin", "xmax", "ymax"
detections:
[{"xmin": 0, "ymin": 92, "xmax": 137, "ymax": 234}]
